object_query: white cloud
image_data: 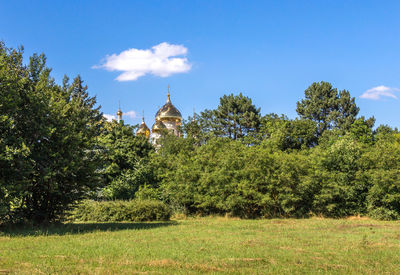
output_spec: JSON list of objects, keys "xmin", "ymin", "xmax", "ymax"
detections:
[
  {"xmin": 360, "ymin": 85, "xmax": 400, "ymax": 100},
  {"xmin": 103, "ymin": 114, "xmax": 116, "ymax": 122},
  {"xmin": 124, "ymin": 110, "xmax": 137, "ymax": 119},
  {"xmin": 103, "ymin": 110, "xmax": 137, "ymax": 122},
  {"xmin": 94, "ymin": 42, "xmax": 192, "ymax": 81}
]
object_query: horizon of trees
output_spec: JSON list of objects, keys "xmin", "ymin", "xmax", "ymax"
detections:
[{"xmin": 1, "ymin": 42, "xmax": 400, "ymax": 225}]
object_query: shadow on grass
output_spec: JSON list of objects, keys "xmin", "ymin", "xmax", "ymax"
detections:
[{"xmin": 0, "ymin": 221, "xmax": 178, "ymax": 237}]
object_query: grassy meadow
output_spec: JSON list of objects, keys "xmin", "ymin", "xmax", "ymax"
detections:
[{"xmin": 1, "ymin": 217, "xmax": 400, "ymax": 274}]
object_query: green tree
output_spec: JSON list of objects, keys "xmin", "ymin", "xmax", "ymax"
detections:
[
  {"xmin": 259, "ymin": 114, "xmax": 317, "ymax": 150},
  {"xmin": 311, "ymin": 135, "xmax": 369, "ymax": 217},
  {"xmin": 0, "ymin": 43, "xmax": 28, "ymax": 222},
  {"xmin": 200, "ymin": 93, "xmax": 261, "ymax": 141},
  {"xmin": 0, "ymin": 43, "xmax": 103, "ymax": 224},
  {"xmin": 366, "ymin": 133, "xmax": 400, "ymax": 220},
  {"xmin": 296, "ymin": 81, "xmax": 359, "ymax": 137},
  {"xmin": 153, "ymin": 135, "xmax": 315, "ymax": 218},
  {"xmin": 98, "ymin": 121, "xmax": 154, "ymax": 200},
  {"xmin": 373, "ymin": 124, "xmax": 398, "ymax": 143},
  {"xmin": 180, "ymin": 115, "xmax": 204, "ymax": 146},
  {"xmin": 348, "ymin": 116, "xmax": 375, "ymax": 144}
]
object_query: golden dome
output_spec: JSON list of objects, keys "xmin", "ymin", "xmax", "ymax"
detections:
[
  {"xmin": 137, "ymin": 118, "xmax": 150, "ymax": 138},
  {"xmin": 155, "ymin": 92, "xmax": 182, "ymax": 121},
  {"xmin": 152, "ymin": 119, "xmax": 167, "ymax": 132},
  {"xmin": 117, "ymin": 108, "xmax": 122, "ymax": 116}
]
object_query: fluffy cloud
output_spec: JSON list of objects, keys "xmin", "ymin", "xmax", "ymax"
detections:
[
  {"xmin": 124, "ymin": 110, "xmax": 137, "ymax": 119},
  {"xmin": 360, "ymin": 85, "xmax": 400, "ymax": 100},
  {"xmin": 94, "ymin": 42, "xmax": 192, "ymax": 81},
  {"xmin": 103, "ymin": 110, "xmax": 137, "ymax": 122},
  {"xmin": 103, "ymin": 114, "xmax": 116, "ymax": 122}
]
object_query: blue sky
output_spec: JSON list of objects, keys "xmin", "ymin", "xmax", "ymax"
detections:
[{"xmin": 1, "ymin": 1, "xmax": 399, "ymax": 128}]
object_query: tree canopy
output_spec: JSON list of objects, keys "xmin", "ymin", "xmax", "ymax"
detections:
[
  {"xmin": 200, "ymin": 93, "xmax": 261, "ymax": 141},
  {"xmin": 296, "ymin": 81, "xmax": 360, "ymax": 137},
  {"xmin": 0, "ymin": 43, "xmax": 102, "ymax": 224},
  {"xmin": 97, "ymin": 121, "xmax": 154, "ymax": 200}
]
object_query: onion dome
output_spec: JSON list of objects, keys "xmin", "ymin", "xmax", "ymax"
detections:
[
  {"xmin": 116, "ymin": 106, "xmax": 123, "ymax": 123},
  {"xmin": 137, "ymin": 117, "xmax": 150, "ymax": 138},
  {"xmin": 151, "ymin": 119, "xmax": 167, "ymax": 132},
  {"xmin": 155, "ymin": 92, "xmax": 182, "ymax": 121},
  {"xmin": 116, "ymin": 108, "xmax": 122, "ymax": 117},
  {"xmin": 116, "ymin": 101, "xmax": 123, "ymax": 123}
]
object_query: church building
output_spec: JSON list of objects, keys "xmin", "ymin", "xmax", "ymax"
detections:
[{"xmin": 120, "ymin": 88, "xmax": 182, "ymax": 146}]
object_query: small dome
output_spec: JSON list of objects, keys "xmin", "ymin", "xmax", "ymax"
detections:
[
  {"xmin": 152, "ymin": 119, "xmax": 167, "ymax": 132},
  {"xmin": 155, "ymin": 93, "xmax": 182, "ymax": 121},
  {"xmin": 117, "ymin": 105, "xmax": 123, "ymax": 116},
  {"xmin": 137, "ymin": 118, "xmax": 150, "ymax": 138}
]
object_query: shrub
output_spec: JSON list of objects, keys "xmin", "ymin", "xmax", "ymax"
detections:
[
  {"xmin": 368, "ymin": 207, "xmax": 400, "ymax": 221},
  {"xmin": 135, "ymin": 184, "xmax": 162, "ymax": 201},
  {"xmin": 155, "ymin": 137, "xmax": 315, "ymax": 218},
  {"xmin": 366, "ymin": 169, "xmax": 400, "ymax": 221},
  {"xmin": 366, "ymin": 136, "xmax": 400, "ymax": 220},
  {"xmin": 70, "ymin": 199, "xmax": 171, "ymax": 222},
  {"xmin": 311, "ymin": 136, "xmax": 369, "ymax": 217}
]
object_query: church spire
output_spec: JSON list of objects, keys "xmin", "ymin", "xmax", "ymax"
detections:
[
  {"xmin": 116, "ymin": 101, "xmax": 123, "ymax": 123},
  {"xmin": 167, "ymin": 84, "xmax": 171, "ymax": 103},
  {"xmin": 137, "ymin": 110, "xmax": 150, "ymax": 139}
]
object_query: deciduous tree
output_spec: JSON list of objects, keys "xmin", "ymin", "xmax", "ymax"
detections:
[
  {"xmin": 296, "ymin": 81, "xmax": 359, "ymax": 137},
  {"xmin": 97, "ymin": 121, "xmax": 154, "ymax": 200},
  {"xmin": 0, "ymin": 42, "xmax": 103, "ymax": 224}
]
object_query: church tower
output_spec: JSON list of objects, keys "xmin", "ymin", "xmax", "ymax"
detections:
[
  {"xmin": 136, "ymin": 112, "xmax": 151, "ymax": 139},
  {"xmin": 152, "ymin": 87, "xmax": 182, "ymax": 145},
  {"xmin": 116, "ymin": 102, "xmax": 123, "ymax": 123}
]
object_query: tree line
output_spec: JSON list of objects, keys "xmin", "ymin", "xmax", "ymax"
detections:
[{"xmin": 1, "ymin": 42, "xmax": 399, "ymax": 224}]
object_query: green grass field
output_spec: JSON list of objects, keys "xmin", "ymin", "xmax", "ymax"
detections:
[{"xmin": 1, "ymin": 217, "xmax": 399, "ymax": 274}]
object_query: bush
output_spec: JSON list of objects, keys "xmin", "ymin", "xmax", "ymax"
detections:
[
  {"xmin": 154, "ymin": 137, "xmax": 315, "ymax": 218},
  {"xmin": 366, "ymin": 137, "xmax": 400, "ymax": 220},
  {"xmin": 70, "ymin": 200, "xmax": 171, "ymax": 222},
  {"xmin": 311, "ymin": 136, "xmax": 369, "ymax": 217},
  {"xmin": 368, "ymin": 207, "xmax": 400, "ymax": 221},
  {"xmin": 366, "ymin": 169, "xmax": 400, "ymax": 221},
  {"xmin": 135, "ymin": 184, "xmax": 162, "ymax": 201}
]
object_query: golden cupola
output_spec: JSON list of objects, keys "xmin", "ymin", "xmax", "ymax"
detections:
[
  {"xmin": 116, "ymin": 108, "xmax": 122, "ymax": 117},
  {"xmin": 155, "ymin": 91, "xmax": 182, "ymax": 123},
  {"xmin": 116, "ymin": 102, "xmax": 123, "ymax": 123},
  {"xmin": 151, "ymin": 86, "xmax": 182, "ymax": 146},
  {"xmin": 151, "ymin": 119, "xmax": 167, "ymax": 132},
  {"xmin": 137, "ymin": 116, "xmax": 151, "ymax": 139}
]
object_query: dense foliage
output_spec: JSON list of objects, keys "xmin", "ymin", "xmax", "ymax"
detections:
[
  {"xmin": 149, "ymin": 129, "xmax": 399, "ymax": 220},
  {"xmin": 296, "ymin": 81, "xmax": 360, "ymax": 137},
  {"xmin": 1, "ymin": 41, "xmax": 399, "ymax": 224},
  {"xmin": 70, "ymin": 199, "xmax": 171, "ymax": 222},
  {"xmin": 96, "ymin": 121, "xmax": 154, "ymax": 200},
  {"xmin": 145, "ymin": 86, "xmax": 399, "ymax": 220},
  {"xmin": 0, "ymin": 43, "xmax": 102, "ymax": 224},
  {"xmin": 199, "ymin": 93, "xmax": 261, "ymax": 142}
]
